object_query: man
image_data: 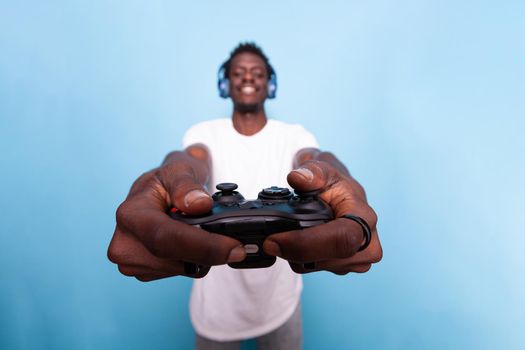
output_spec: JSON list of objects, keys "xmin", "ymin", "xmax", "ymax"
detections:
[{"xmin": 108, "ymin": 43, "xmax": 382, "ymax": 349}]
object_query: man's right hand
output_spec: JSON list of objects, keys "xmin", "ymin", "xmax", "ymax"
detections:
[{"xmin": 107, "ymin": 146, "xmax": 246, "ymax": 281}]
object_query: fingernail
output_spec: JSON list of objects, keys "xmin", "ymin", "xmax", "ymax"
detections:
[
  {"xmin": 227, "ymin": 246, "xmax": 246, "ymax": 263},
  {"xmin": 263, "ymin": 240, "xmax": 282, "ymax": 257},
  {"xmin": 183, "ymin": 190, "xmax": 210, "ymax": 208},
  {"xmin": 293, "ymin": 167, "xmax": 314, "ymax": 182}
]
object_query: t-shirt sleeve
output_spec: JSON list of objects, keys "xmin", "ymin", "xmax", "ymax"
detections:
[
  {"xmin": 292, "ymin": 125, "xmax": 319, "ymax": 153},
  {"xmin": 182, "ymin": 122, "xmax": 210, "ymax": 149}
]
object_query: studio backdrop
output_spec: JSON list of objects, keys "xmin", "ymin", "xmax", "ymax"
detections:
[{"xmin": 1, "ymin": 1, "xmax": 524, "ymax": 349}]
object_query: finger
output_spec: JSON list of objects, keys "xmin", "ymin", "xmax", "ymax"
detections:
[
  {"xmin": 116, "ymin": 199, "xmax": 246, "ymax": 265},
  {"xmin": 286, "ymin": 229, "xmax": 382, "ymax": 274},
  {"xmin": 134, "ymin": 265, "xmax": 211, "ymax": 281},
  {"xmin": 108, "ymin": 227, "xmax": 185, "ymax": 273},
  {"xmin": 287, "ymin": 161, "xmax": 332, "ymax": 193},
  {"xmin": 289, "ymin": 159, "xmax": 375, "ymax": 223},
  {"xmin": 133, "ymin": 266, "xmax": 209, "ymax": 281},
  {"xmin": 333, "ymin": 228, "xmax": 383, "ymax": 265},
  {"xmin": 135, "ymin": 273, "xmax": 174, "ymax": 282},
  {"xmin": 263, "ymin": 218, "xmax": 365, "ymax": 262},
  {"xmin": 329, "ymin": 263, "xmax": 372, "ymax": 275},
  {"xmin": 288, "ymin": 161, "xmax": 371, "ymax": 216},
  {"xmin": 288, "ymin": 261, "xmax": 372, "ymax": 275},
  {"xmin": 119, "ymin": 265, "xmax": 182, "ymax": 277},
  {"xmin": 118, "ymin": 262, "xmax": 211, "ymax": 280},
  {"xmin": 109, "ymin": 228, "xmax": 217, "ymax": 278},
  {"xmin": 157, "ymin": 162, "xmax": 213, "ymax": 215}
]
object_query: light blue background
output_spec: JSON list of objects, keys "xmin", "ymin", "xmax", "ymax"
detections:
[{"xmin": 1, "ymin": 1, "xmax": 524, "ymax": 349}]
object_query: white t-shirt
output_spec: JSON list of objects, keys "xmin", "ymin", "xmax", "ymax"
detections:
[{"xmin": 182, "ymin": 118, "xmax": 318, "ymax": 341}]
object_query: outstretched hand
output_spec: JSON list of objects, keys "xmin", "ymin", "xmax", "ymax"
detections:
[
  {"xmin": 262, "ymin": 160, "xmax": 383, "ymax": 275},
  {"xmin": 107, "ymin": 150, "xmax": 246, "ymax": 281}
]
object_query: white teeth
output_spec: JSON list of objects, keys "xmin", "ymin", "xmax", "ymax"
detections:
[{"xmin": 241, "ymin": 86, "xmax": 256, "ymax": 94}]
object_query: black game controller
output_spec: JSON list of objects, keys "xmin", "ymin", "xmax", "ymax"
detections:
[{"xmin": 169, "ymin": 183, "xmax": 334, "ymax": 271}]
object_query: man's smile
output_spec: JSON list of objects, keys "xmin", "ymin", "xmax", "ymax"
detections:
[{"xmin": 240, "ymin": 86, "xmax": 256, "ymax": 95}]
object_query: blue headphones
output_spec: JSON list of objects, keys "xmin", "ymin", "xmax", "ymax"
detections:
[{"xmin": 217, "ymin": 62, "xmax": 277, "ymax": 99}]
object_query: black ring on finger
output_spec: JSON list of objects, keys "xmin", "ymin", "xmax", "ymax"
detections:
[{"xmin": 340, "ymin": 214, "xmax": 372, "ymax": 251}]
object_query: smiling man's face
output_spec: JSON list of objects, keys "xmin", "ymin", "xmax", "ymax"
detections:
[{"xmin": 228, "ymin": 52, "xmax": 269, "ymax": 111}]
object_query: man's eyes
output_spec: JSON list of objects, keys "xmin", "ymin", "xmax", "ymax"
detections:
[{"xmin": 232, "ymin": 69, "xmax": 265, "ymax": 78}]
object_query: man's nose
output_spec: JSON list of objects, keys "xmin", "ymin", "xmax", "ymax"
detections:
[{"xmin": 242, "ymin": 72, "xmax": 255, "ymax": 82}]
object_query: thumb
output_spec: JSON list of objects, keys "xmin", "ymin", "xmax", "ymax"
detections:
[
  {"xmin": 175, "ymin": 186, "xmax": 213, "ymax": 215},
  {"xmin": 287, "ymin": 160, "xmax": 335, "ymax": 193},
  {"xmin": 158, "ymin": 166, "xmax": 213, "ymax": 216}
]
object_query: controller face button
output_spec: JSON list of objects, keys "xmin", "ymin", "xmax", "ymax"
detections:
[{"xmin": 244, "ymin": 244, "xmax": 259, "ymax": 254}]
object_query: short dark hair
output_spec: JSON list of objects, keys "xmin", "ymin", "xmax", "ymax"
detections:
[{"xmin": 222, "ymin": 42, "xmax": 274, "ymax": 80}]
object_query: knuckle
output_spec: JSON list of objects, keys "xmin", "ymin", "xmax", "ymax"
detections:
[
  {"xmin": 159, "ymin": 161, "xmax": 193, "ymax": 182},
  {"xmin": 354, "ymin": 264, "xmax": 372, "ymax": 273},
  {"xmin": 107, "ymin": 236, "xmax": 125, "ymax": 264},
  {"xmin": 364, "ymin": 206, "xmax": 378, "ymax": 229},
  {"xmin": 117, "ymin": 265, "xmax": 136, "ymax": 277},
  {"xmin": 128, "ymin": 170, "xmax": 158, "ymax": 196},
  {"xmin": 107, "ymin": 246, "xmax": 119, "ymax": 264},
  {"xmin": 135, "ymin": 275, "xmax": 156, "ymax": 282},
  {"xmin": 115, "ymin": 201, "xmax": 133, "ymax": 229},
  {"xmin": 370, "ymin": 245, "xmax": 383, "ymax": 263}
]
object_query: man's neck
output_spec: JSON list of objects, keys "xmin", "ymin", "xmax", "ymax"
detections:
[{"xmin": 232, "ymin": 109, "xmax": 267, "ymax": 136}]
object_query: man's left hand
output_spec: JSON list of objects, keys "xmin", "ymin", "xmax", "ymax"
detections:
[{"xmin": 262, "ymin": 160, "xmax": 383, "ymax": 274}]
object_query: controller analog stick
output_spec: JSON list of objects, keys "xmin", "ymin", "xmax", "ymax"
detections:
[
  {"xmin": 213, "ymin": 183, "xmax": 244, "ymax": 203},
  {"xmin": 216, "ymin": 182, "xmax": 238, "ymax": 193}
]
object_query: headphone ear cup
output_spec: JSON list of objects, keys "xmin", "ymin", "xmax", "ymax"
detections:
[
  {"xmin": 217, "ymin": 65, "xmax": 230, "ymax": 98},
  {"xmin": 267, "ymin": 75, "xmax": 277, "ymax": 99},
  {"xmin": 218, "ymin": 78, "xmax": 230, "ymax": 98}
]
